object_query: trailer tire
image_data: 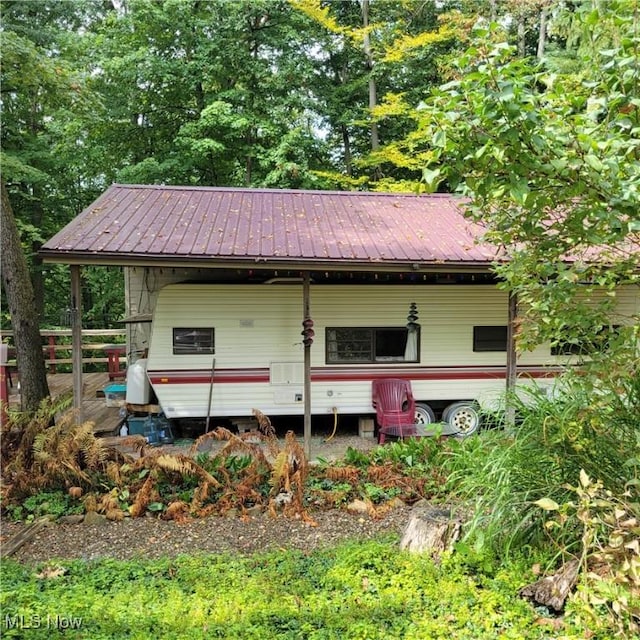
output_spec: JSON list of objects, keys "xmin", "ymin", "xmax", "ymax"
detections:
[
  {"xmin": 443, "ymin": 402, "xmax": 481, "ymax": 438},
  {"xmin": 414, "ymin": 403, "xmax": 436, "ymax": 426}
]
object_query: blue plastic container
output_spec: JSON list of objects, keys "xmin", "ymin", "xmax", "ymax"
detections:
[{"xmin": 126, "ymin": 416, "xmax": 147, "ymax": 436}]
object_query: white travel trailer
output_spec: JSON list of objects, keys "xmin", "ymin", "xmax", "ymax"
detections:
[
  {"xmin": 40, "ymin": 184, "xmax": 639, "ymax": 437},
  {"xmin": 142, "ymin": 281, "xmax": 638, "ymax": 434}
]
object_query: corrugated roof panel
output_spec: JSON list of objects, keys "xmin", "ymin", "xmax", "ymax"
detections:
[{"xmin": 42, "ymin": 184, "xmax": 499, "ymax": 266}]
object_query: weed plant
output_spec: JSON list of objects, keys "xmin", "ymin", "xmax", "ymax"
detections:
[{"xmin": 441, "ymin": 353, "xmax": 640, "ymax": 558}]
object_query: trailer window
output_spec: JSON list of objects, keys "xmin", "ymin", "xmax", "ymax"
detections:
[
  {"xmin": 326, "ymin": 327, "xmax": 419, "ymax": 364},
  {"xmin": 172, "ymin": 328, "xmax": 215, "ymax": 355},
  {"xmin": 551, "ymin": 325, "xmax": 620, "ymax": 355},
  {"xmin": 473, "ymin": 326, "xmax": 507, "ymax": 352}
]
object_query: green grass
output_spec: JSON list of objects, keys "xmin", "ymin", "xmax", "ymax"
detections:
[{"xmin": 1, "ymin": 539, "xmax": 583, "ymax": 640}]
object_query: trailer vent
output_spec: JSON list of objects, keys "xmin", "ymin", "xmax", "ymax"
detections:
[{"xmin": 270, "ymin": 362, "xmax": 304, "ymax": 385}]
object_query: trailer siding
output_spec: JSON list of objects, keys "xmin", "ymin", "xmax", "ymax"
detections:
[{"xmin": 145, "ymin": 283, "xmax": 638, "ymax": 419}]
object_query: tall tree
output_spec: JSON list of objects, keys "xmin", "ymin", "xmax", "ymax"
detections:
[
  {"xmin": 291, "ymin": 0, "xmax": 457, "ymax": 187},
  {"xmin": 86, "ymin": 0, "xmax": 328, "ymax": 188},
  {"xmin": 1, "ymin": 181, "xmax": 50, "ymax": 410},
  {"xmin": 413, "ymin": 1, "xmax": 639, "ymax": 351},
  {"xmin": 1, "ymin": 0, "xmax": 114, "ymax": 326}
]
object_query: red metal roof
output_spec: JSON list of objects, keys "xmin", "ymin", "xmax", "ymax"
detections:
[{"xmin": 41, "ymin": 184, "xmax": 498, "ymax": 268}]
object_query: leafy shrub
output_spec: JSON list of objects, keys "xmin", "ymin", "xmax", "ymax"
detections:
[
  {"xmin": 538, "ymin": 471, "xmax": 640, "ymax": 638},
  {"xmin": 4, "ymin": 490, "xmax": 83, "ymax": 522},
  {"xmin": 442, "ymin": 354, "xmax": 640, "ymax": 557}
]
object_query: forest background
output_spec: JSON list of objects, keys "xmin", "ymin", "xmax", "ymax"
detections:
[{"xmin": 3, "ymin": 0, "xmax": 636, "ymax": 334}]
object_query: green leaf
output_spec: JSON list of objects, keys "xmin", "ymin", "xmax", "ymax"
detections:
[
  {"xmin": 584, "ymin": 154, "xmax": 604, "ymax": 172},
  {"xmin": 509, "ymin": 179, "xmax": 530, "ymax": 206},
  {"xmin": 422, "ymin": 167, "xmax": 442, "ymax": 193},
  {"xmin": 432, "ymin": 129, "xmax": 447, "ymax": 148},
  {"xmin": 534, "ymin": 498, "xmax": 560, "ymax": 511}
]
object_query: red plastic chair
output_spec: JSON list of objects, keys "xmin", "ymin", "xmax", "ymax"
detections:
[{"xmin": 372, "ymin": 378, "xmax": 417, "ymax": 444}]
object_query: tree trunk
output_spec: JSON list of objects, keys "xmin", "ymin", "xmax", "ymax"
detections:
[
  {"xmin": 361, "ymin": 0, "xmax": 379, "ymax": 153},
  {"xmin": 537, "ymin": 8, "xmax": 547, "ymax": 59},
  {"xmin": 517, "ymin": 15, "xmax": 526, "ymax": 57},
  {"xmin": 27, "ymin": 192, "xmax": 46, "ymax": 321},
  {"xmin": 341, "ymin": 124, "xmax": 353, "ymax": 176},
  {"xmin": 0, "ymin": 181, "xmax": 50, "ymax": 412}
]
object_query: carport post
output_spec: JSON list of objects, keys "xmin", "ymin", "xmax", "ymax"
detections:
[
  {"xmin": 303, "ymin": 272, "xmax": 312, "ymax": 458},
  {"xmin": 71, "ymin": 265, "xmax": 84, "ymax": 423},
  {"xmin": 505, "ymin": 292, "xmax": 518, "ymax": 428}
]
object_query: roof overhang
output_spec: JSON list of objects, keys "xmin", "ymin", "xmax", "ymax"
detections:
[{"xmin": 39, "ymin": 251, "xmax": 496, "ymax": 274}]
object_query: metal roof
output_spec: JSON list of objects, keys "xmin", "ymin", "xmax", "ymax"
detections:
[{"xmin": 41, "ymin": 184, "xmax": 498, "ymax": 269}]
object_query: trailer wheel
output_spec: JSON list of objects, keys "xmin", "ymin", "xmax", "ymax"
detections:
[
  {"xmin": 443, "ymin": 402, "xmax": 481, "ymax": 437},
  {"xmin": 414, "ymin": 403, "xmax": 436, "ymax": 425}
]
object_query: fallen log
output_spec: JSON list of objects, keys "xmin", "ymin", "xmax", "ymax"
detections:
[
  {"xmin": 1, "ymin": 516, "xmax": 53, "ymax": 558},
  {"xmin": 520, "ymin": 559, "xmax": 580, "ymax": 611}
]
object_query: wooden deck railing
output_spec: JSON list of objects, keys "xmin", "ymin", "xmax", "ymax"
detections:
[{"xmin": 0, "ymin": 329, "xmax": 127, "ymax": 379}]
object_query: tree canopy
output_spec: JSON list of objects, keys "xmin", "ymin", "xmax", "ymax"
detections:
[{"xmin": 1, "ymin": 0, "xmax": 637, "ymax": 346}]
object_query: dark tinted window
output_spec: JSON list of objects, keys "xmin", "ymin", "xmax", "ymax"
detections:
[
  {"xmin": 473, "ymin": 326, "xmax": 507, "ymax": 352},
  {"xmin": 173, "ymin": 328, "xmax": 215, "ymax": 355}
]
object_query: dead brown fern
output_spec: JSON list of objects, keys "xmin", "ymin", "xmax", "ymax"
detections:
[
  {"xmin": 122, "ymin": 449, "xmax": 223, "ymax": 518},
  {"xmin": 32, "ymin": 417, "xmax": 103, "ymax": 487},
  {"xmin": 190, "ymin": 481, "xmax": 212, "ymax": 514},
  {"xmin": 189, "ymin": 429, "xmax": 225, "ymax": 455},
  {"xmin": 2, "ymin": 398, "xmax": 62, "ymax": 484},
  {"xmin": 106, "ymin": 508, "xmax": 125, "ymax": 521},
  {"xmin": 252, "ymin": 408, "xmax": 280, "ymax": 458},
  {"xmin": 252, "ymin": 408, "xmax": 275, "ymax": 436},
  {"xmin": 163, "ymin": 500, "xmax": 190, "ymax": 522},
  {"xmin": 269, "ymin": 430, "xmax": 316, "ymax": 525},
  {"xmin": 2, "ymin": 397, "xmax": 132, "ymax": 503},
  {"xmin": 83, "ymin": 493, "xmax": 98, "ymax": 513},
  {"xmin": 105, "ymin": 460, "xmax": 123, "ymax": 486},
  {"xmin": 130, "ymin": 474, "xmax": 155, "ymax": 518},
  {"xmin": 203, "ymin": 427, "xmax": 272, "ymax": 490},
  {"xmin": 326, "ymin": 465, "xmax": 361, "ymax": 484},
  {"xmin": 116, "ymin": 434, "xmax": 149, "ymax": 456},
  {"xmin": 152, "ymin": 453, "xmax": 221, "ymax": 487}
]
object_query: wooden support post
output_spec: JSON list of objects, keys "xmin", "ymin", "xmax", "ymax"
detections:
[
  {"xmin": 70, "ymin": 265, "xmax": 84, "ymax": 423},
  {"xmin": 303, "ymin": 271, "xmax": 312, "ymax": 459},
  {"xmin": 506, "ymin": 292, "xmax": 518, "ymax": 428},
  {"xmin": 0, "ymin": 343, "xmax": 8, "ymax": 428},
  {"xmin": 48, "ymin": 335, "xmax": 57, "ymax": 374}
]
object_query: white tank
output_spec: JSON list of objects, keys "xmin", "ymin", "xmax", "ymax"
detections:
[{"xmin": 126, "ymin": 358, "xmax": 151, "ymax": 404}]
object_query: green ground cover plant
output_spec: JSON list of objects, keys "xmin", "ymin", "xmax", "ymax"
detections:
[{"xmin": 1, "ymin": 540, "xmax": 580, "ymax": 640}]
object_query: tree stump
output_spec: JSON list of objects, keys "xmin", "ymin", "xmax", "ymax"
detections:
[
  {"xmin": 520, "ymin": 559, "xmax": 580, "ymax": 611},
  {"xmin": 400, "ymin": 504, "xmax": 462, "ymax": 554}
]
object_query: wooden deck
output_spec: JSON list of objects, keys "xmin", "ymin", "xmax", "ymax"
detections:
[{"xmin": 7, "ymin": 372, "xmax": 124, "ymax": 435}]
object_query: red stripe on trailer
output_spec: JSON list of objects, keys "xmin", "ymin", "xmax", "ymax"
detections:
[{"xmin": 148, "ymin": 365, "xmax": 560, "ymax": 385}]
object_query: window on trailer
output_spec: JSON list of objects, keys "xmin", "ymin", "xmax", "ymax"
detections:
[
  {"xmin": 551, "ymin": 325, "xmax": 621, "ymax": 356},
  {"xmin": 326, "ymin": 327, "xmax": 419, "ymax": 364},
  {"xmin": 473, "ymin": 326, "xmax": 507, "ymax": 352},
  {"xmin": 173, "ymin": 328, "xmax": 215, "ymax": 355}
]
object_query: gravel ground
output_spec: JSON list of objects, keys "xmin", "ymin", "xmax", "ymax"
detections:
[
  {"xmin": 1, "ymin": 507, "xmax": 412, "ymax": 565},
  {"xmin": 1, "ymin": 435, "xmax": 416, "ymax": 565}
]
